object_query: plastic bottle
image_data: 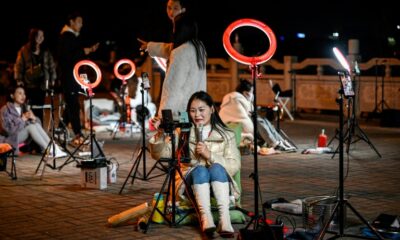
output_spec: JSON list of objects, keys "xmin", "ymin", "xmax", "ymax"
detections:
[
  {"xmin": 151, "ymin": 193, "xmax": 164, "ymax": 223},
  {"xmin": 318, "ymin": 129, "xmax": 328, "ymax": 148}
]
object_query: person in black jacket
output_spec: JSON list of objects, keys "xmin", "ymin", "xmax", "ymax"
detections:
[
  {"xmin": 14, "ymin": 28, "xmax": 57, "ymax": 124},
  {"xmin": 57, "ymin": 11, "xmax": 99, "ymax": 146}
]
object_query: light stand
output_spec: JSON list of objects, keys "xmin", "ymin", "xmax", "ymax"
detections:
[
  {"xmin": 111, "ymin": 59, "xmax": 137, "ymax": 139},
  {"xmin": 35, "ymin": 87, "xmax": 75, "ymax": 178},
  {"xmin": 119, "ymin": 73, "xmax": 166, "ymax": 194},
  {"xmin": 222, "ymin": 18, "xmax": 278, "ymax": 239},
  {"xmin": 328, "ymin": 53, "xmax": 381, "ymax": 158},
  {"xmin": 58, "ymin": 61, "xmax": 107, "ymax": 170},
  {"xmin": 240, "ymin": 64, "xmax": 275, "ymax": 238},
  {"xmin": 58, "ymin": 86, "xmax": 107, "ymax": 170},
  {"xmin": 316, "ymin": 74, "xmax": 383, "ymax": 240}
]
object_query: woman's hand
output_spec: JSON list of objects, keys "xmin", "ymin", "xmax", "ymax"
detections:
[
  {"xmin": 150, "ymin": 116, "xmax": 161, "ymax": 130},
  {"xmin": 23, "ymin": 110, "xmax": 36, "ymax": 122},
  {"xmin": 195, "ymin": 142, "xmax": 211, "ymax": 160},
  {"xmin": 137, "ymin": 38, "xmax": 148, "ymax": 53}
]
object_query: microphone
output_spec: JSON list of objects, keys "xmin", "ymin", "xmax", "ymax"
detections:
[
  {"xmin": 196, "ymin": 124, "xmax": 204, "ymax": 143},
  {"xmin": 22, "ymin": 100, "xmax": 31, "ymax": 113},
  {"xmin": 141, "ymin": 72, "xmax": 151, "ymax": 90}
]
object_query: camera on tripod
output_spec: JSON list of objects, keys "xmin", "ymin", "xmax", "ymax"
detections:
[
  {"xmin": 159, "ymin": 110, "xmax": 191, "ymax": 134},
  {"xmin": 158, "ymin": 110, "xmax": 192, "ymax": 164}
]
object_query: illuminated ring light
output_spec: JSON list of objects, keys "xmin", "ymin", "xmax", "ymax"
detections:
[
  {"xmin": 114, "ymin": 59, "xmax": 136, "ymax": 80},
  {"xmin": 223, "ymin": 18, "xmax": 277, "ymax": 66},
  {"xmin": 332, "ymin": 47, "xmax": 351, "ymax": 73},
  {"xmin": 154, "ymin": 57, "xmax": 167, "ymax": 72},
  {"xmin": 73, "ymin": 60, "xmax": 102, "ymax": 89}
]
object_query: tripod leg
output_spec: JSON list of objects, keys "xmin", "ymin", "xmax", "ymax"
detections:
[
  {"xmin": 354, "ymin": 126, "xmax": 382, "ymax": 158},
  {"xmin": 316, "ymin": 201, "xmax": 340, "ymax": 240},
  {"xmin": 35, "ymin": 141, "xmax": 53, "ymax": 174},
  {"xmin": 143, "ymin": 166, "xmax": 173, "ymax": 233},
  {"xmin": 118, "ymin": 150, "xmax": 142, "ymax": 194},
  {"xmin": 328, "ymin": 129, "xmax": 339, "ymax": 147},
  {"xmin": 130, "ymin": 150, "xmax": 143, "ymax": 184},
  {"xmin": 146, "ymin": 156, "xmax": 168, "ymax": 180},
  {"xmin": 345, "ymin": 202, "xmax": 384, "ymax": 240}
]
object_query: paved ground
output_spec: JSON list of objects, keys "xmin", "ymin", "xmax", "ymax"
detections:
[{"xmin": 1, "ymin": 114, "xmax": 399, "ymax": 240}]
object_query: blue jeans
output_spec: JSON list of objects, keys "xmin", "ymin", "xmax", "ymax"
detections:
[{"xmin": 187, "ymin": 163, "xmax": 229, "ymax": 185}]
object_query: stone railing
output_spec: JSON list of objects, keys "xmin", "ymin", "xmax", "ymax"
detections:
[{"xmin": 144, "ymin": 55, "xmax": 400, "ymax": 115}]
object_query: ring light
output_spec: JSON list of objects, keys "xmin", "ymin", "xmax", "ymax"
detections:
[
  {"xmin": 114, "ymin": 59, "xmax": 136, "ymax": 80},
  {"xmin": 73, "ymin": 60, "xmax": 102, "ymax": 89},
  {"xmin": 223, "ymin": 18, "xmax": 277, "ymax": 66},
  {"xmin": 333, "ymin": 47, "xmax": 351, "ymax": 73}
]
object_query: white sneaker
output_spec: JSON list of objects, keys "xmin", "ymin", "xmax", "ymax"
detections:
[
  {"xmin": 47, "ymin": 145, "xmax": 68, "ymax": 158},
  {"xmin": 54, "ymin": 148, "xmax": 68, "ymax": 158}
]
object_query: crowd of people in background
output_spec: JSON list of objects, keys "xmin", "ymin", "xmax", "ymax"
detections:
[{"xmin": 0, "ymin": 1, "xmax": 296, "ymax": 238}]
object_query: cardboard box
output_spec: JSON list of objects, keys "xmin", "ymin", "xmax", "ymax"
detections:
[{"xmin": 81, "ymin": 167, "xmax": 107, "ymax": 189}]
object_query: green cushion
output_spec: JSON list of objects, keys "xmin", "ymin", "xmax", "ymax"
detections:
[
  {"xmin": 175, "ymin": 208, "xmax": 246, "ymax": 225},
  {"xmin": 173, "ymin": 122, "xmax": 246, "ymax": 225}
]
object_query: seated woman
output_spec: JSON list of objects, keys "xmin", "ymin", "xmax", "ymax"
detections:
[
  {"xmin": 149, "ymin": 91, "xmax": 240, "ymax": 238},
  {"xmin": 219, "ymin": 79, "xmax": 296, "ymax": 152},
  {"xmin": 0, "ymin": 85, "xmax": 66, "ymax": 157}
]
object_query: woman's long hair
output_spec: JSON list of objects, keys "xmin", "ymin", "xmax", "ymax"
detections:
[
  {"xmin": 186, "ymin": 91, "xmax": 231, "ymax": 140},
  {"xmin": 172, "ymin": 13, "xmax": 207, "ymax": 70}
]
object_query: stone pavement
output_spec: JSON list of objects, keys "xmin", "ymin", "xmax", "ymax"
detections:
[{"xmin": 1, "ymin": 115, "xmax": 399, "ymax": 240}]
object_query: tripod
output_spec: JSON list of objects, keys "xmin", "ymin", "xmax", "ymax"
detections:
[
  {"xmin": 368, "ymin": 60, "xmax": 390, "ymax": 120},
  {"xmin": 58, "ymin": 87, "xmax": 106, "ymax": 170},
  {"xmin": 328, "ymin": 74, "xmax": 381, "ymax": 158},
  {"xmin": 316, "ymin": 87, "xmax": 383, "ymax": 240},
  {"xmin": 143, "ymin": 128, "xmax": 196, "ymax": 233},
  {"xmin": 35, "ymin": 88, "xmax": 75, "ymax": 178},
  {"xmin": 119, "ymin": 75, "xmax": 166, "ymax": 194}
]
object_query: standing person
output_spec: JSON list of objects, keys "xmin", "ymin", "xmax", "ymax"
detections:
[
  {"xmin": 149, "ymin": 91, "xmax": 239, "ymax": 238},
  {"xmin": 137, "ymin": 0, "xmax": 189, "ymax": 59},
  {"xmin": 14, "ymin": 28, "xmax": 57, "ymax": 124},
  {"xmin": 137, "ymin": 0, "xmax": 189, "ymax": 104},
  {"xmin": 156, "ymin": 13, "xmax": 207, "ymax": 119},
  {"xmin": 57, "ymin": 11, "xmax": 99, "ymax": 146},
  {"xmin": 0, "ymin": 85, "xmax": 66, "ymax": 157},
  {"xmin": 219, "ymin": 79, "xmax": 296, "ymax": 152}
]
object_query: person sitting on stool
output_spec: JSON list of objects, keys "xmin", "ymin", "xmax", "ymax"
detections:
[
  {"xmin": 0, "ymin": 85, "xmax": 66, "ymax": 157},
  {"xmin": 149, "ymin": 91, "xmax": 240, "ymax": 238}
]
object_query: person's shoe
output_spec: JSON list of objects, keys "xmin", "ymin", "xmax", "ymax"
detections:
[
  {"xmin": 72, "ymin": 135, "xmax": 88, "ymax": 147},
  {"xmin": 46, "ymin": 145, "xmax": 68, "ymax": 158},
  {"xmin": 283, "ymin": 140, "xmax": 297, "ymax": 149},
  {"xmin": 54, "ymin": 148, "xmax": 68, "ymax": 158},
  {"xmin": 274, "ymin": 141, "xmax": 296, "ymax": 152}
]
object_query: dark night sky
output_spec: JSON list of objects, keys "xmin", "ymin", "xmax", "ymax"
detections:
[{"xmin": 1, "ymin": 0, "xmax": 398, "ymax": 63}]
